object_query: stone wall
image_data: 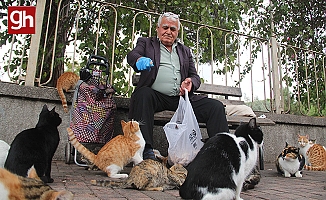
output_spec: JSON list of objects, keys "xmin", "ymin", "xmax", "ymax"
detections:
[{"xmin": 1, "ymin": 81, "xmax": 325, "ymax": 163}]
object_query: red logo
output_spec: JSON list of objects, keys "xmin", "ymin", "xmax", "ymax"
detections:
[{"xmin": 8, "ymin": 6, "xmax": 36, "ymax": 34}]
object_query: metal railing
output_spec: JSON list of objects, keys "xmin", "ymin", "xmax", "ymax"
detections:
[{"xmin": 3, "ymin": 2, "xmax": 326, "ymax": 116}]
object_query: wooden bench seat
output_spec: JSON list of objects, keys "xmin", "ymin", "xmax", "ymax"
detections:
[{"xmin": 153, "ymin": 110, "xmax": 274, "ymax": 127}]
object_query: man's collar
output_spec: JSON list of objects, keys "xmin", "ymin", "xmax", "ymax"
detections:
[{"xmin": 157, "ymin": 36, "xmax": 180, "ymax": 46}]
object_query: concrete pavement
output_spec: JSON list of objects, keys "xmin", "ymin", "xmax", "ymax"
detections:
[{"xmin": 49, "ymin": 161, "xmax": 326, "ymax": 200}]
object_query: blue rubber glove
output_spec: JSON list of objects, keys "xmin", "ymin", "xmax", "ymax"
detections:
[{"xmin": 136, "ymin": 57, "xmax": 154, "ymax": 71}]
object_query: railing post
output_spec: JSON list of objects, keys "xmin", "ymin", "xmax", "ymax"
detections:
[
  {"xmin": 270, "ymin": 0, "xmax": 283, "ymax": 114},
  {"xmin": 25, "ymin": 0, "xmax": 46, "ymax": 86},
  {"xmin": 270, "ymin": 37, "xmax": 282, "ymax": 114}
]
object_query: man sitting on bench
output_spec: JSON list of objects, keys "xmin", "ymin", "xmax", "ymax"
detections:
[{"xmin": 127, "ymin": 12, "xmax": 229, "ymax": 160}]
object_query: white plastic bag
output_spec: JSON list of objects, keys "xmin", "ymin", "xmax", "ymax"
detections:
[{"xmin": 163, "ymin": 89, "xmax": 204, "ymax": 166}]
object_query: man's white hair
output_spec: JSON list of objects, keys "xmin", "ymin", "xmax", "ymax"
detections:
[{"xmin": 157, "ymin": 12, "xmax": 180, "ymax": 30}]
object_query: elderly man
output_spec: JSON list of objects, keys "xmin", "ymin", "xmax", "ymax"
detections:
[{"xmin": 127, "ymin": 12, "xmax": 229, "ymax": 160}]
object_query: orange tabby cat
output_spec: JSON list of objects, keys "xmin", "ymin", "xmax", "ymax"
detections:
[
  {"xmin": 56, "ymin": 72, "xmax": 80, "ymax": 113},
  {"xmin": 298, "ymin": 134, "xmax": 326, "ymax": 171},
  {"xmin": 0, "ymin": 166, "xmax": 73, "ymax": 200},
  {"xmin": 67, "ymin": 120, "xmax": 145, "ymax": 178}
]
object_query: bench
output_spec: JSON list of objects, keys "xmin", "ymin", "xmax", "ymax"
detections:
[
  {"xmin": 132, "ymin": 74, "xmax": 274, "ymax": 170},
  {"xmin": 132, "ymin": 74, "xmax": 275, "ymax": 129}
]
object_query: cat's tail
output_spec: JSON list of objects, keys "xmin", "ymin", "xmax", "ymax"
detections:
[
  {"xmin": 304, "ymin": 164, "xmax": 326, "ymax": 171},
  {"xmin": 90, "ymin": 179, "xmax": 129, "ymax": 188},
  {"xmin": 67, "ymin": 127, "xmax": 96, "ymax": 163},
  {"xmin": 56, "ymin": 83, "xmax": 68, "ymax": 113}
]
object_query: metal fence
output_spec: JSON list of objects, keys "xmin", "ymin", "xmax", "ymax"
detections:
[{"xmin": 3, "ymin": 1, "xmax": 326, "ymax": 116}]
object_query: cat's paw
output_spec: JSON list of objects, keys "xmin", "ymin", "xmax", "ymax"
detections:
[
  {"xmin": 295, "ymin": 171, "xmax": 303, "ymax": 177},
  {"xmin": 40, "ymin": 176, "xmax": 54, "ymax": 183},
  {"xmin": 284, "ymin": 171, "xmax": 291, "ymax": 177},
  {"xmin": 243, "ymin": 167, "xmax": 261, "ymax": 191},
  {"xmin": 242, "ymin": 182, "xmax": 255, "ymax": 191},
  {"xmin": 86, "ymin": 165, "xmax": 100, "ymax": 171},
  {"xmin": 110, "ymin": 174, "xmax": 128, "ymax": 179}
]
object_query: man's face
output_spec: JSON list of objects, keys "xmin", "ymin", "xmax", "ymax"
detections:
[{"xmin": 157, "ymin": 17, "xmax": 179, "ymax": 47}]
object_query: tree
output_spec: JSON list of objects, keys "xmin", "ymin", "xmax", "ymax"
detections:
[
  {"xmin": 1, "ymin": 0, "xmax": 325, "ymax": 111},
  {"xmin": 1, "ymin": 0, "xmax": 73, "ymax": 86},
  {"xmin": 1, "ymin": 0, "xmax": 256, "ymax": 94},
  {"xmin": 244, "ymin": 0, "xmax": 326, "ymax": 115}
]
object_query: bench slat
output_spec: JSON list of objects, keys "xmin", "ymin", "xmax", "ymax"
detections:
[
  {"xmin": 132, "ymin": 74, "xmax": 242, "ymax": 97},
  {"xmin": 226, "ymin": 116, "xmax": 275, "ymax": 126},
  {"xmin": 218, "ymin": 99, "xmax": 245, "ymax": 105},
  {"xmin": 153, "ymin": 111, "xmax": 275, "ymax": 127},
  {"xmin": 196, "ymin": 83, "xmax": 242, "ymax": 97}
]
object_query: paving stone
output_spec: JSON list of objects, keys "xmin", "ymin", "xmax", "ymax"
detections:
[{"xmin": 48, "ymin": 161, "xmax": 326, "ymax": 200}]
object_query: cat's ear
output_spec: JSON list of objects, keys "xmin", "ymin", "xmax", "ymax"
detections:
[
  {"xmin": 285, "ymin": 142, "xmax": 289, "ymax": 147},
  {"xmin": 50, "ymin": 106, "xmax": 56, "ymax": 112},
  {"xmin": 156, "ymin": 155, "xmax": 168, "ymax": 166},
  {"xmin": 248, "ymin": 118, "xmax": 257, "ymax": 129},
  {"xmin": 121, "ymin": 120, "xmax": 127, "ymax": 127},
  {"xmin": 130, "ymin": 120, "xmax": 138, "ymax": 129},
  {"xmin": 48, "ymin": 106, "xmax": 57, "ymax": 116},
  {"xmin": 27, "ymin": 165, "xmax": 41, "ymax": 180},
  {"xmin": 42, "ymin": 104, "xmax": 49, "ymax": 111}
]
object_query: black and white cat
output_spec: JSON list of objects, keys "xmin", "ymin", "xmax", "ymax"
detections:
[
  {"xmin": 179, "ymin": 118, "xmax": 263, "ymax": 200},
  {"xmin": 275, "ymin": 142, "xmax": 305, "ymax": 177},
  {"xmin": 4, "ymin": 105, "xmax": 62, "ymax": 183}
]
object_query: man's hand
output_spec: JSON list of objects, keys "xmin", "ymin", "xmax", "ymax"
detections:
[
  {"xmin": 179, "ymin": 78, "xmax": 192, "ymax": 96},
  {"xmin": 136, "ymin": 57, "xmax": 154, "ymax": 71}
]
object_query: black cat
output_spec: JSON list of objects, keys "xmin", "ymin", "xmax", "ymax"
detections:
[{"xmin": 5, "ymin": 104, "xmax": 62, "ymax": 183}]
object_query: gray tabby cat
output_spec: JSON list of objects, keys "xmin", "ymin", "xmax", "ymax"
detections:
[{"xmin": 91, "ymin": 158, "xmax": 187, "ymax": 191}]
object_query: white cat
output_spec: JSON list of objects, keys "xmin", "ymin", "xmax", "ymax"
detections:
[
  {"xmin": 0, "ymin": 140, "xmax": 10, "ymax": 168},
  {"xmin": 179, "ymin": 118, "xmax": 263, "ymax": 200}
]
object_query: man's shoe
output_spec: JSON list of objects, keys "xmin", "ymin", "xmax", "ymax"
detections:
[{"xmin": 143, "ymin": 147, "xmax": 158, "ymax": 161}]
